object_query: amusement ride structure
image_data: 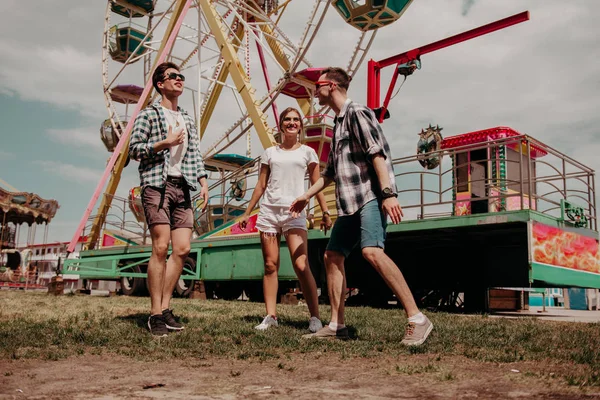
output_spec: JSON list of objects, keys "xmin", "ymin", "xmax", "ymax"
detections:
[
  {"xmin": 62, "ymin": 1, "xmax": 599, "ymax": 310},
  {"xmin": 0, "ymin": 179, "xmax": 60, "ymax": 287},
  {"xmin": 84, "ymin": 0, "xmax": 387, "ymax": 250}
]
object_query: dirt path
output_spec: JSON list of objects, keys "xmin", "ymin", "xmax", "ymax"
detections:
[{"xmin": 1, "ymin": 354, "xmax": 599, "ymax": 399}]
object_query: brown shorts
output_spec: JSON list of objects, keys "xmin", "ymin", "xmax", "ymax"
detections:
[{"xmin": 141, "ymin": 179, "xmax": 193, "ymax": 230}]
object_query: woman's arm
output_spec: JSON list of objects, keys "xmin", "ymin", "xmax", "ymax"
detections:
[{"xmin": 239, "ymin": 164, "xmax": 269, "ymax": 230}]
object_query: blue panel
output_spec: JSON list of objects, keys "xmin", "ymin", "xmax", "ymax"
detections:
[{"xmin": 568, "ymin": 288, "xmax": 588, "ymax": 310}]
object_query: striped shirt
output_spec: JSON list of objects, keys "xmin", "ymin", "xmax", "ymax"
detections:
[
  {"xmin": 322, "ymin": 99, "xmax": 397, "ymax": 216},
  {"xmin": 129, "ymin": 103, "xmax": 207, "ymax": 191}
]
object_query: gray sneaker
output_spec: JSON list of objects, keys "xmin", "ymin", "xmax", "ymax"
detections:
[
  {"xmin": 255, "ymin": 315, "xmax": 278, "ymax": 330},
  {"xmin": 401, "ymin": 315, "xmax": 433, "ymax": 346},
  {"xmin": 302, "ymin": 325, "xmax": 349, "ymax": 340},
  {"xmin": 308, "ymin": 316, "xmax": 323, "ymax": 333}
]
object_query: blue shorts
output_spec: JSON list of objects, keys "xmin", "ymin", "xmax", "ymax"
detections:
[{"xmin": 326, "ymin": 199, "xmax": 387, "ymax": 257}]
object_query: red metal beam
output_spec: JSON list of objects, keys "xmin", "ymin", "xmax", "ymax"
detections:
[
  {"xmin": 379, "ymin": 11, "xmax": 529, "ymax": 68},
  {"xmin": 367, "ymin": 11, "xmax": 530, "ymax": 115}
]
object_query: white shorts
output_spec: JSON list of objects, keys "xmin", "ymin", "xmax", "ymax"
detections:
[{"xmin": 256, "ymin": 204, "xmax": 307, "ymax": 234}]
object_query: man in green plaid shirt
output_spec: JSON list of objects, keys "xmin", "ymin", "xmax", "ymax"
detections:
[{"xmin": 129, "ymin": 62, "xmax": 208, "ymax": 337}]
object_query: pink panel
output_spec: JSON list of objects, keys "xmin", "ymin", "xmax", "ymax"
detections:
[
  {"xmin": 320, "ymin": 142, "xmax": 331, "ymax": 163},
  {"xmin": 305, "ymin": 127, "xmax": 322, "ymax": 137},
  {"xmin": 325, "ymin": 127, "xmax": 333, "ymax": 138},
  {"xmin": 306, "ymin": 141, "xmax": 319, "ymax": 156},
  {"xmin": 102, "ymin": 235, "xmax": 115, "ymax": 247}
]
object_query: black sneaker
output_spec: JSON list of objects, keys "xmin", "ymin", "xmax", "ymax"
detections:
[
  {"xmin": 148, "ymin": 314, "xmax": 169, "ymax": 337},
  {"xmin": 162, "ymin": 309, "xmax": 185, "ymax": 331}
]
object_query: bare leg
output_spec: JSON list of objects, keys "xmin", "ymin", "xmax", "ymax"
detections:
[
  {"xmin": 160, "ymin": 227, "xmax": 192, "ymax": 311},
  {"xmin": 286, "ymin": 229, "xmax": 319, "ymax": 319},
  {"xmin": 260, "ymin": 232, "xmax": 281, "ymax": 317},
  {"xmin": 323, "ymin": 250, "xmax": 346, "ymax": 325},
  {"xmin": 362, "ymin": 247, "xmax": 419, "ymax": 317},
  {"xmin": 147, "ymin": 224, "xmax": 171, "ymax": 316}
]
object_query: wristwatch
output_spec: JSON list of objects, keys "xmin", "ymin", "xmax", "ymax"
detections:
[{"xmin": 381, "ymin": 187, "xmax": 398, "ymax": 199}]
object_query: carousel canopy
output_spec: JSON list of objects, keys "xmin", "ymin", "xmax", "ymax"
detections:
[{"xmin": 0, "ymin": 182, "xmax": 59, "ymax": 226}]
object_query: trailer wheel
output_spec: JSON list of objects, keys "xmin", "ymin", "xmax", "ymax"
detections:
[
  {"xmin": 120, "ymin": 265, "xmax": 145, "ymax": 296},
  {"xmin": 175, "ymin": 257, "xmax": 196, "ymax": 298},
  {"xmin": 214, "ymin": 282, "xmax": 244, "ymax": 300},
  {"xmin": 244, "ymin": 281, "xmax": 264, "ymax": 302}
]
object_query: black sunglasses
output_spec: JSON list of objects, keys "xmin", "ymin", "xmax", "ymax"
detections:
[{"xmin": 163, "ymin": 72, "xmax": 185, "ymax": 82}]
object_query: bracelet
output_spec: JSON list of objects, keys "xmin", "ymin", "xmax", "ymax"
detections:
[{"xmin": 322, "ymin": 211, "xmax": 330, "ymax": 216}]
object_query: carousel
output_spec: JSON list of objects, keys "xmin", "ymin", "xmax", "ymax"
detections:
[{"xmin": 0, "ymin": 179, "xmax": 59, "ymax": 284}]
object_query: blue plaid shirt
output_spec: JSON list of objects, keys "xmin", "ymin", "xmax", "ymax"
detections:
[
  {"xmin": 129, "ymin": 103, "xmax": 207, "ymax": 191},
  {"xmin": 322, "ymin": 99, "xmax": 397, "ymax": 216}
]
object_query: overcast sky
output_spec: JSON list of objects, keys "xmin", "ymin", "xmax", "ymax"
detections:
[{"xmin": 0, "ymin": 0, "xmax": 598, "ymax": 245}]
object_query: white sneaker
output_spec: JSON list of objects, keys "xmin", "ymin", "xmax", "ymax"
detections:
[
  {"xmin": 255, "ymin": 315, "xmax": 278, "ymax": 330},
  {"xmin": 308, "ymin": 316, "xmax": 323, "ymax": 333}
]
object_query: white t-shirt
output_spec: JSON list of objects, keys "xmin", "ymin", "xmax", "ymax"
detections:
[
  {"xmin": 162, "ymin": 106, "xmax": 188, "ymax": 177},
  {"xmin": 261, "ymin": 144, "xmax": 319, "ymax": 207}
]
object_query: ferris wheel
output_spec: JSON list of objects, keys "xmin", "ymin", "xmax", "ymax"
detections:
[
  {"xmin": 100, "ymin": 0, "xmax": 380, "ymax": 158},
  {"xmin": 80, "ymin": 0, "xmax": 415, "ymax": 250}
]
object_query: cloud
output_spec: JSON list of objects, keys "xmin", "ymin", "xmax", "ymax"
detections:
[
  {"xmin": 46, "ymin": 127, "xmax": 105, "ymax": 150},
  {"xmin": 461, "ymin": 0, "xmax": 477, "ymax": 16},
  {"xmin": 34, "ymin": 160, "xmax": 103, "ymax": 184},
  {"xmin": 0, "ymin": 41, "xmax": 104, "ymax": 118},
  {"xmin": 0, "ymin": 150, "xmax": 15, "ymax": 160}
]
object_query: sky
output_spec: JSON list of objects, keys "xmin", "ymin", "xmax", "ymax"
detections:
[{"xmin": 0, "ymin": 0, "xmax": 598, "ymax": 246}]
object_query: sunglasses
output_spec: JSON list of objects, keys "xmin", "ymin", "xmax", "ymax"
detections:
[
  {"xmin": 163, "ymin": 72, "xmax": 185, "ymax": 82},
  {"xmin": 314, "ymin": 80, "xmax": 334, "ymax": 89}
]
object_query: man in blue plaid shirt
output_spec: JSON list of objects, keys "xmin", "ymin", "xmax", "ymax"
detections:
[
  {"xmin": 290, "ymin": 67, "xmax": 433, "ymax": 345},
  {"xmin": 129, "ymin": 62, "xmax": 208, "ymax": 337}
]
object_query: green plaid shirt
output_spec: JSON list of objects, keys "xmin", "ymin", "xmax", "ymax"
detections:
[{"xmin": 129, "ymin": 103, "xmax": 207, "ymax": 191}]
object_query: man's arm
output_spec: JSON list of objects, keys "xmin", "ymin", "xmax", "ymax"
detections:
[
  {"xmin": 189, "ymin": 124, "xmax": 208, "ymax": 182},
  {"xmin": 289, "ymin": 175, "xmax": 333, "ymax": 216},
  {"xmin": 308, "ymin": 163, "xmax": 333, "ymax": 233},
  {"xmin": 372, "ymin": 155, "xmax": 403, "ymax": 224},
  {"xmin": 129, "ymin": 112, "xmax": 153, "ymax": 161},
  {"xmin": 372, "ymin": 154, "xmax": 392, "ymax": 190},
  {"xmin": 352, "ymin": 107, "xmax": 403, "ymax": 224}
]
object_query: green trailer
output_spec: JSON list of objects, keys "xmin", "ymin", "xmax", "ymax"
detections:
[{"xmin": 63, "ymin": 127, "xmax": 599, "ymax": 310}]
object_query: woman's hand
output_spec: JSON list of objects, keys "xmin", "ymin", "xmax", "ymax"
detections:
[{"xmin": 239, "ymin": 213, "xmax": 250, "ymax": 231}]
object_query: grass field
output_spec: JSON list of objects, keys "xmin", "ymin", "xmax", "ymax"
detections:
[{"xmin": 1, "ymin": 290, "xmax": 599, "ymax": 389}]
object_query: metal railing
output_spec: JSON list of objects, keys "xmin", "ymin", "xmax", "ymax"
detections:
[
  {"xmin": 83, "ymin": 134, "xmax": 597, "ymax": 249},
  {"xmin": 190, "ymin": 134, "xmax": 597, "ymax": 233},
  {"xmin": 393, "ymin": 134, "xmax": 596, "ymax": 231}
]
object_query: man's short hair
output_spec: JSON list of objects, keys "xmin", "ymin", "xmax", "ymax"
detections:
[
  {"xmin": 152, "ymin": 62, "xmax": 180, "ymax": 95},
  {"xmin": 321, "ymin": 67, "xmax": 351, "ymax": 91}
]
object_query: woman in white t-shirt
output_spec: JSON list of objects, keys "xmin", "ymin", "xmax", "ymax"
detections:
[{"xmin": 239, "ymin": 107, "xmax": 333, "ymax": 332}]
